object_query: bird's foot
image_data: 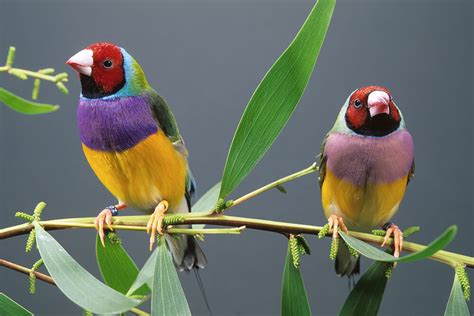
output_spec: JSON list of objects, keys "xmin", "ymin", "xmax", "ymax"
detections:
[
  {"xmin": 327, "ymin": 214, "xmax": 348, "ymax": 240},
  {"xmin": 147, "ymin": 200, "xmax": 169, "ymax": 251},
  {"xmin": 94, "ymin": 203, "xmax": 126, "ymax": 247},
  {"xmin": 381, "ymin": 222, "xmax": 403, "ymax": 258}
]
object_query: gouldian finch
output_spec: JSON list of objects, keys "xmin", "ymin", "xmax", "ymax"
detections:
[
  {"xmin": 67, "ymin": 42, "xmax": 206, "ymax": 271},
  {"xmin": 319, "ymin": 86, "xmax": 414, "ymax": 276}
]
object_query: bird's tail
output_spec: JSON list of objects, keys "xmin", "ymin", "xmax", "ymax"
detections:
[
  {"xmin": 335, "ymin": 239, "xmax": 360, "ymax": 277},
  {"xmin": 165, "ymin": 234, "xmax": 207, "ymax": 271}
]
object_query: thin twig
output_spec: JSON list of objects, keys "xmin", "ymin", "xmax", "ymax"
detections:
[{"xmin": 1, "ymin": 214, "xmax": 472, "ymax": 268}]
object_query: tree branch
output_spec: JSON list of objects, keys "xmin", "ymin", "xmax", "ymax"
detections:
[{"xmin": 1, "ymin": 214, "xmax": 472, "ymax": 268}]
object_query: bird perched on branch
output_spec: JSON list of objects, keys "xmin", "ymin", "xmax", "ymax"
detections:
[
  {"xmin": 318, "ymin": 86, "xmax": 414, "ymax": 277},
  {"xmin": 67, "ymin": 42, "xmax": 206, "ymax": 271}
]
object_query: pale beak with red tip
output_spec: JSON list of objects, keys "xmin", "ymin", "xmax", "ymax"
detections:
[
  {"xmin": 66, "ymin": 49, "xmax": 93, "ymax": 76},
  {"xmin": 367, "ymin": 90, "xmax": 390, "ymax": 117}
]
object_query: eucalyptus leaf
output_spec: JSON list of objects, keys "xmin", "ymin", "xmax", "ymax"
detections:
[
  {"xmin": 192, "ymin": 181, "xmax": 221, "ymax": 229},
  {"xmin": 151, "ymin": 237, "xmax": 191, "ymax": 316},
  {"xmin": 0, "ymin": 87, "xmax": 59, "ymax": 114},
  {"xmin": 96, "ymin": 233, "xmax": 150, "ymax": 296},
  {"xmin": 34, "ymin": 223, "xmax": 141, "ymax": 314},
  {"xmin": 444, "ymin": 273, "xmax": 470, "ymax": 316},
  {"xmin": 0, "ymin": 293, "xmax": 32, "ymax": 316},
  {"xmin": 218, "ymin": 0, "xmax": 336, "ymax": 199},
  {"xmin": 338, "ymin": 261, "xmax": 390, "ymax": 316},
  {"xmin": 281, "ymin": 243, "xmax": 311, "ymax": 316},
  {"xmin": 127, "ymin": 248, "xmax": 159, "ymax": 296},
  {"xmin": 339, "ymin": 225, "xmax": 457, "ymax": 263}
]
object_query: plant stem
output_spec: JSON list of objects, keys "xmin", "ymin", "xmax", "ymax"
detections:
[
  {"xmin": 0, "ymin": 258, "xmax": 150, "ymax": 316},
  {"xmin": 1, "ymin": 214, "xmax": 472, "ymax": 268},
  {"xmin": 227, "ymin": 162, "xmax": 318, "ymax": 211}
]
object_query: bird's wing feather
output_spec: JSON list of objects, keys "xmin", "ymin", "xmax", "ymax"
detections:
[
  {"xmin": 148, "ymin": 90, "xmax": 197, "ymax": 208},
  {"xmin": 318, "ymin": 134, "xmax": 329, "ymax": 188},
  {"xmin": 407, "ymin": 160, "xmax": 415, "ymax": 185}
]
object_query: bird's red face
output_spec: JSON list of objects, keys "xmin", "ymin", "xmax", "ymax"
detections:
[
  {"xmin": 67, "ymin": 42, "xmax": 125, "ymax": 98},
  {"xmin": 345, "ymin": 86, "xmax": 401, "ymax": 136}
]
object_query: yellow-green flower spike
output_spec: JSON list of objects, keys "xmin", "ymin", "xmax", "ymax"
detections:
[
  {"xmin": 385, "ymin": 263, "xmax": 394, "ymax": 279},
  {"xmin": 25, "ymin": 229, "xmax": 36, "ymax": 252},
  {"xmin": 56, "ymin": 82, "xmax": 69, "ymax": 95},
  {"xmin": 9, "ymin": 69, "xmax": 27, "ymax": 80},
  {"xmin": 33, "ymin": 202, "xmax": 46, "ymax": 221},
  {"xmin": 344, "ymin": 240, "xmax": 359, "ymax": 258},
  {"xmin": 224, "ymin": 200, "xmax": 234, "ymax": 209},
  {"xmin": 15, "ymin": 212, "xmax": 34, "ymax": 222},
  {"xmin": 83, "ymin": 310, "xmax": 93, "ymax": 316},
  {"xmin": 29, "ymin": 271, "xmax": 36, "ymax": 294},
  {"xmin": 456, "ymin": 264, "xmax": 471, "ymax": 301},
  {"xmin": 318, "ymin": 223, "xmax": 330, "ymax": 239},
  {"xmin": 28, "ymin": 259, "xmax": 43, "ymax": 294},
  {"xmin": 372, "ymin": 229, "xmax": 386, "ymax": 236},
  {"xmin": 32, "ymin": 79, "xmax": 41, "ymax": 100},
  {"xmin": 215, "ymin": 198, "xmax": 226, "ymax": 213},
  {"xmin": 329, "ymin": 237, "xmax": 338, "ymax": 260},
  {"xmin": 6, "ymin": 46, "xmax": 15, "ymax": 67},
  {"xmin": 296, "ymin": 235, "xmax": 311, "ymax": 255},
  {"xmin": 163, "ymin": 215, "xmax": 185, "ymax": 226},
  {"xmin": 289, "ymin": 236, "xmax": 300, "ymax": 268},
  {"xmin": 403, "ymin": 226, "xmax": 421, "ymax": 238},
  {"xmin": 38, "ymin": 68, "xmax": 55, "ymax": 75},
  {"xmin": 107, "ymin": 232, "xmax": 122, "ymax": 245}
]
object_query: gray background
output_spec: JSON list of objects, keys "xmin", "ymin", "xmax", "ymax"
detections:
[{"xmin": 1, "ymin": 0, "xmax": 472, "ymax": 315}]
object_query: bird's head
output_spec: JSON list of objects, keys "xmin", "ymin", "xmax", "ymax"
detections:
[
  {"xmin": 67, "ymin": 42, "xmax": 148, "ymax": 99},
  {"xmin": 342, "ymin": 86, "xmax": 402, "ymax": 137}
]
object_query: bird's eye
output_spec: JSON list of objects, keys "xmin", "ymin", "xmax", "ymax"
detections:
[
  {"xmin": 103, "ymin": 60, "xmax": 113, "ymax": 68},
  {"xmin": 354, "ymin": 99, "xmax": 362, "ymax": 108}
]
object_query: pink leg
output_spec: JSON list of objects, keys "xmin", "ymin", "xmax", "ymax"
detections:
[{"xmin": 94, "ymin": 202, "xmax": 127, "ymax": 247}]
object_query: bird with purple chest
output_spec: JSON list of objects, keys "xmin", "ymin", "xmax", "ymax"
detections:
[{"xmin": 318, "ymin": 86, "xmax": 415, "ymax": 277}]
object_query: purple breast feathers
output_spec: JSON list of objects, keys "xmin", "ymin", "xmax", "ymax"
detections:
[
  {"xmin": 324, "ymin": 130, "xmax": 414, "ymax": 186},
  {"xmin": 77, "ymin": 96, "xmax": 158, "ymax": 152}
]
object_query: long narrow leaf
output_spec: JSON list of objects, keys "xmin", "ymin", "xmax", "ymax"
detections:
[
  {"xmin": 281, "ymin": 244, "xmax": 311, "ymax": 316},
  {"xmin": 34, "ymin": 223, "xmax": 141, "ymax": 314},
  {"xmin": 192, "ymin": 181, "xmax": 221, "ymax": 213},
  {"xmin": 338, "ymin": 261, "xmax": 390, "ymax": 316},
  {"xmin": 0, "ymin": 87, "xmax": 59, "ymax": 114},
  {"xmin": 192, "ymin": 181, "xmax": 221, "ymax": 229},
  {"xmin": 444, "ymin": 273, "xmax": 470, "ymax": 316},
  {"xmin": 339, "ymin": 225, "xmax": 457, "ymax": 263},
  {"xmin": 151, "ymin": 237, "xmax": 191, "ymax": 316},
  {"xmin": 96, "ymin": 233, "xmax": 150, "ymax": 295},
  {"xmin": 127, "ymin": 248, "xmax": 159, "ymax": 296},
  {"xmin": 0, "ymin": 293, "xmax": 32, "ymax": 316},
  {"xmin": 219, "ymin": 0, "xmax": 336, "ymax": 199}
]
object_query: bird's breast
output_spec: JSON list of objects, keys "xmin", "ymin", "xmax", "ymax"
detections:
[
  {"xmin": 324, "ymin": 129, "xmax": 414, "ymax": 185},
  {"xmin": 77, "ymin": 96, "xmax": 158, "ymax": 152}
]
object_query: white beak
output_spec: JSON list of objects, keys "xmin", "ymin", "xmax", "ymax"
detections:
[
  {"xmin": 66, "ymin": 49, "xmax": 93, "ymax": 76},
  {"xmin": 367, "ymin": 90, "xmax": 390, "ymax": 117}
]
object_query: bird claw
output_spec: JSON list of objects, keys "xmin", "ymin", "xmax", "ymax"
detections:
[
  {"xmin": 381, "ymin": 223, "xmax": 403, "ymax": 258},
  {"xmin": 327, "ymin": 214, "xmax": 348, "ymax": 240},
  {"xmin": 147, "ymin": 200, "xmax": 169, "ymax": 251},
  {"xmin": 94, "ymin": 208, "xmax": 114, "ymax": 247}
]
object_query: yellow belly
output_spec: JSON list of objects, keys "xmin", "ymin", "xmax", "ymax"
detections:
[
  {"xmin": 321, "ymin": 169, "xmax": 408, "ymax": 230},
  {"xmin": 82, "ymin": 130, "xmax": 186, "ymax": 210}
]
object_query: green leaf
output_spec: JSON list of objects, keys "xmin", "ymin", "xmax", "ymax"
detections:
[
  {"xmin": 281, "ymin": 243, "xmax": 311, "ymax": 316},
  {"xmin": 127, "ymin": 248, "xmax": 159, "ymax": 296},
  {"xmin": 151, "ymin": 237, "xmax": 191, "ymax": 316},
  {"xmin": 192, "ymin": 181, "xmax": 221, "ymax": 229},
  {"xmin": 338, "ymin": 261, "xmax": 390, "ymax": 316},
  {"xmin": 0, "ymin": 87, "xmax": 59, "ymax": 114},
  {"xmin": 218, "ymin": 0, "xmax": 336, "ymax": 199},
  {"xmin": 96, "ymin": 232, "xmax": 150, "ymax": 296},
  {"xmin": 339, "ymin": 225, "xmax": 457, "ymax": 263},
  {"xmin": 444, "ymin": 273, "xmax": 470, "ymax": 316},
  {"xmin": 34, "ymin": 223, "xmax": 141, "ymax": 314},
  {"xmin": 0, "ymin": 293, "xmax": 33, "ymax": 316}
]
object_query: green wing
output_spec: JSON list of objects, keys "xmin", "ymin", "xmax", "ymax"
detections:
[
  {"xmin": 317, "ymin": 134, "xmax": 329, "ymax": 188},
  {"xmin": 148, "ymin": 91, "xmax": 197, "ymax": 207}
]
